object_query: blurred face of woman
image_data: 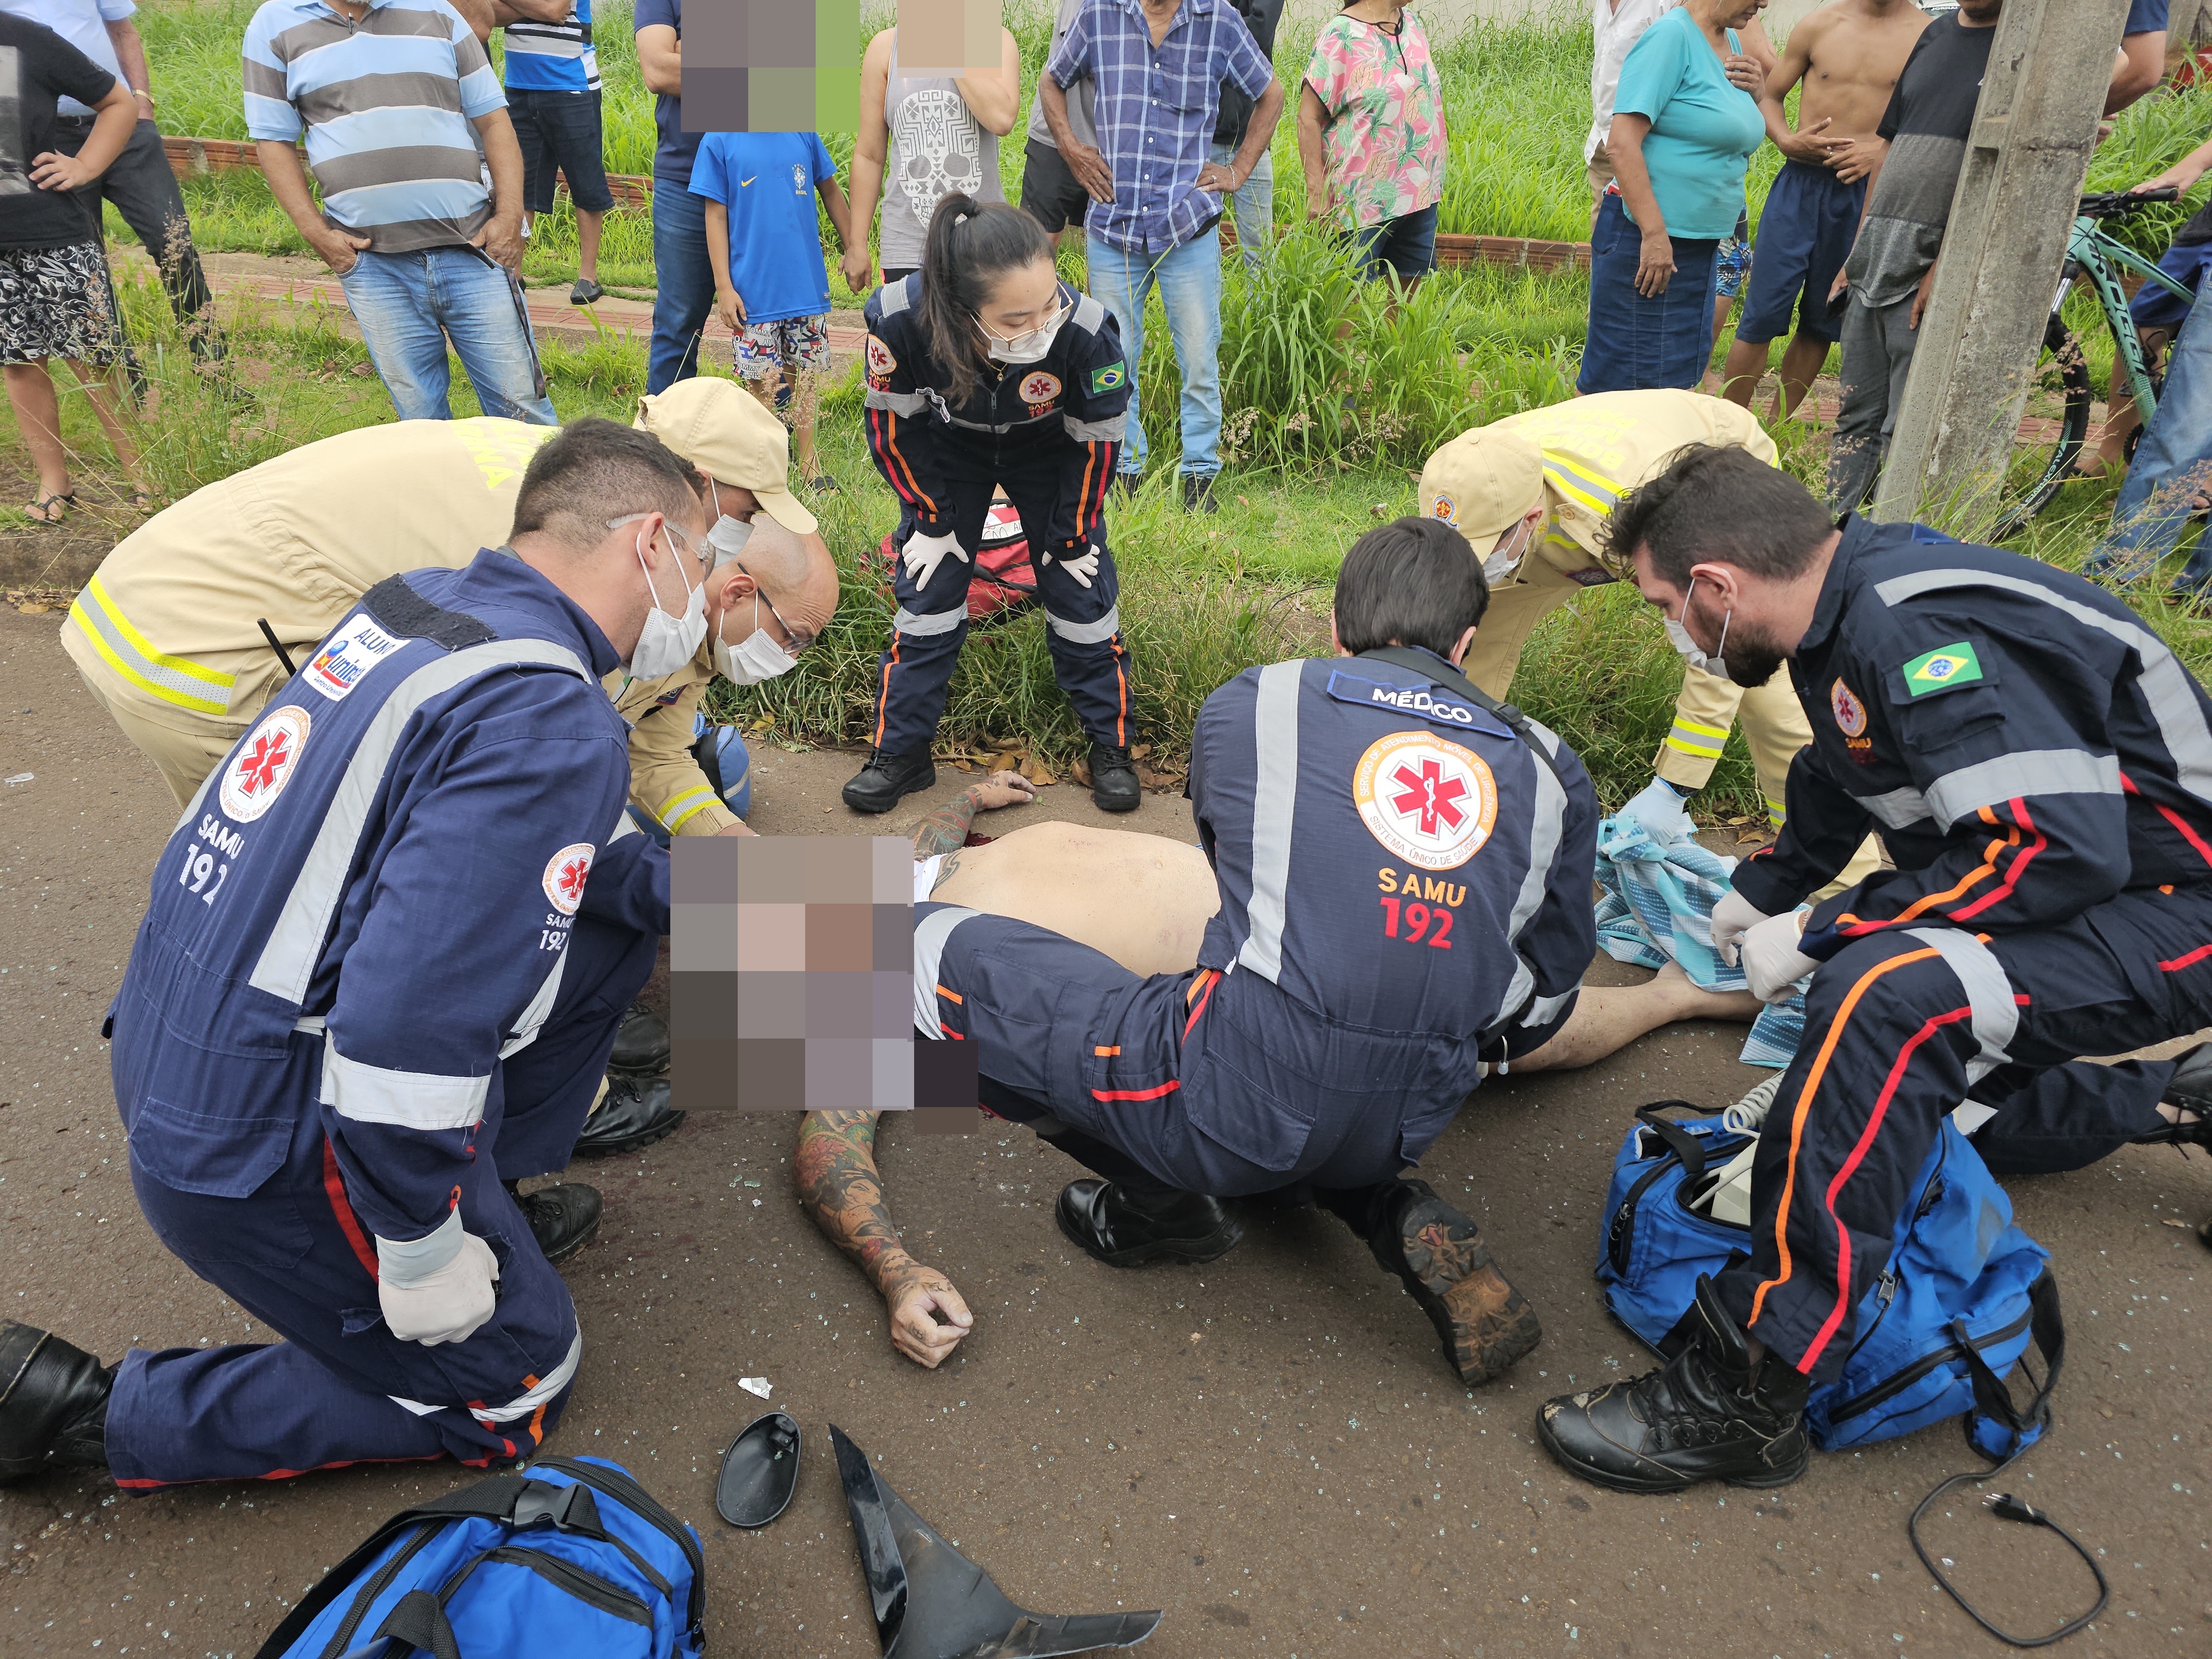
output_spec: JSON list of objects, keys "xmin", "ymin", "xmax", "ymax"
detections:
[
  {"xmin": 974, "ymin": 258, "xmax": 1065, "ymax": 343},
  {"xmin": 1699, "ymin": 0, "xmax": 1766, "ymax": 30}
]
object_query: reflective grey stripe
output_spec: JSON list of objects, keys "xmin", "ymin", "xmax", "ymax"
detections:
[
  {"xmin": 373, "ymin": 1207, "xmax": 463, "ymax": 1286},
  {"xmin": 472, "ymin": 1330, "xmax": 583, "ymax": 1422},
  {"xmin": 321, "ymin": 1033, "xmax": 492, "ymax": 1130},
  {"xmin": 1065, "ymin": 413, "xmax": 1126, "ymax": 442},
  {"xmin": 864, "ymin": 387, "xmax": 927, "ymax": 415},
  {"xmin": 1854, "ymin": 783, "xmax": 1932, "ymax": 830},
  {"xmin": 914, "ymin": 905, "xmax": 980, "ymax": 1035},
  {"xmin": 895, "ymin": 606, "xmax": 967, "ymax": 637},
  {"xmin": 248, "ymin": 640, "xmax": 588, "ymax": 1005},
  {"xmin": 879, "ymin": 281, "xmax": 913, "ymax": 316},
  {"xmin": 498, "ymin": 952, "xmax": 568, "ymax": 1060},
  {"xmin": 1234, "ymin": 662, "xmax": 1303, "ymax": 983},
  {"xmin": 1073, "ymin": 293, "xmax": 1107, "ymax": 332},
  {"xmin": 1874, "ymin": 567, "xmax": 2212, "ymax": 809},
  {"xmin": 1045, "ymin": 606, "xmax": 1120, "ymax": 645},
  {"xmin": 1904, "ymin": 925, "xmax": 2018, "ymax": 1084},
  {"xmin": 1520, "ymin": 988, "xmax": 1577, "ymax": 1028},
  {"xmin": 1492, "ymin": 737, "xmax": 1570, "ymax": 1031},
  {"xmin": 1922, "ymin": 748, "xmax": 2121, "ymax": 828}
]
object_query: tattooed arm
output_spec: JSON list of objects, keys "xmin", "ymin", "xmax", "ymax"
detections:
[
  {"xmin": 795, "ymin": 1109, "xmax": 975, "ymax": 1368},
  {"xmin": 909, "ymin": 769, "xmax": 1037, "ymax": 858}
]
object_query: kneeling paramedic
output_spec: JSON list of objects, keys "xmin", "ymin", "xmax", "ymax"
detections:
[
  {"xmin": 915, "ymin": 518, "xmax": 1601, "ymax": 1386},
  {"xmin": 852, "ymin": 194, "xmax": 1136, "ymax": 816},
  {"xmin": 1539, "ymin": 446, "xmax": 2212, "ymax": 1493},
  {"xmin": 0, "ymin": 422, "xmax": 705, "ymax": 1489}
]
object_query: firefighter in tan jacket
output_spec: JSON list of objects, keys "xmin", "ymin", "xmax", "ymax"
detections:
[{"xmin": 1418, "ymin": 390, "xmax": 1878, "ymax": 888}]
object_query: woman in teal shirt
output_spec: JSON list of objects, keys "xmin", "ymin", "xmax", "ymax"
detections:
[{"xmin": 1580, "ymin": 0, "xmax": 1771, "ymax": 393}]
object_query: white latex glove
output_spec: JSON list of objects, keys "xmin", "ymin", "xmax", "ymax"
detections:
[
  {"xmin": 1741, "ymin": 910, "xmax": 1819, "ymax": 1003},
  {"xmin": 1044, "ymin": 544, "xmax": 1102, "ymax": 588},
  {"xmin": 900, "ymin": 529, "xmax": 969, "ymax": 587},
  {"xmin": 1620, "ymin": 776, "xmax": 1695, "ymax": 844},
  {"xmin": 379, "ymin": 1231, "xmax": 500, "ymax": 1346},
  {"xmin": 1709, "ymin": 888, "xmax": 1771, "ymax": 967}
]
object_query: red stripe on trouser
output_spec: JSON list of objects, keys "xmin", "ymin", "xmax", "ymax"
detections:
[
  {"xmin": 2161, "ymin": 942, "xmax": 2212, "ymax": 972},
  {"xmin": 1092, "ymin": 1080, "xmax": 1180, "ymax": 1102},
  {"xmin": 872, "ymin": 634, "xmax": 901, "ymax": 749},
  {"xmin": 1182, "ymin": 969, "xmax": 1219, "ymax": 1042},
  {"xmin": 1797, "ymin": 1004, "xmax": 1974, "ymax": 1371},
  {"xmin": 322, "ymin": 1138, "xmax": 378, "ymax": 1280}
]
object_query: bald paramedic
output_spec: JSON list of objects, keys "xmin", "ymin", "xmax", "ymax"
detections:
[{"xmin": 1418, "ymin": 389, "xmax": 1874, "ymax": 886}]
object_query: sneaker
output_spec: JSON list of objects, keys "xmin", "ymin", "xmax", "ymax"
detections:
[
  {"xmin": 570, "ymin": 277, "xmax": 604, "ymax": 306},
  {"xmin": 842, "ymin": 747, "xmax": 936, "ymax": 814},
  {"xmin": 1536, "ymin": 1274, "xmax": 1810, "ymax": 1494},
  {"xmin": 1088, "ymin": 743, "xmax": 1140, "ymax": 813},
  {"xmin": 504, "ymin": 1180, "xmax": 603, "ymax": 1265},
  {"xmin": 1366, "ymin": 1179, "xmax": 1542, "ymax": 1386},
  {"xmin": 1056, "ymin": 1179, "xmax": 1244, "ymax": 1267},
  {"xmin": 1181, "ymin": 473, "xmax": 1218, "ymax": 513},
  {"xmin": 0, "ymin": 1323, "xmax": 112, "ymax": 1483},
  {"xmin": 573, "ymin": 1074, "xmax": 686, "ymax": 1157},
  {"xmin": 608, "ymin": 1001, "xmax": 670, "ymax": 1077},
  {"xmin": 804, "ymin": 472, "xmax": 839, "ymax": 496}
]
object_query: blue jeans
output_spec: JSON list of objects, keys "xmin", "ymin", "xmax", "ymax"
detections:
[
  {"xmin": 649, "ymin": 177, "xmax": 717, "ymax": 393},
  {"xmin": 1208, "ymin": 140, "xmax": 1274, "ymax": 272},
  {"xmin": 336, "ymin": 246, "xmax": 555, "ymax": 424},
  {"xmin": 1086, "ymin": 226, "xmax": 1224, "ymax": 478},
  {"xmin": 2094, "ymin": 287, "xmax": 2212, "ymax": 587}
]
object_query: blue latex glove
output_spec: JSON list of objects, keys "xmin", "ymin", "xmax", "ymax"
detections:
[{"xmin": 1620, "ymin": 775, "xmax": 1695, "ymax": 844}]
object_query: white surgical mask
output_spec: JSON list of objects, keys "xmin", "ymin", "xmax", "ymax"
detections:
[
  {"xmin": 707, "ymin": 513, "xmax": 753, "ymax": 562},
  {"xmin": 979, "ymin": 299, "xmax": 1071, "ymax": 365},
  {"xmin": 630, "ymin": 526, "xmax": 707, "ymax": 679},
  {"xmin": 1666, "ymin": 577, "xmax": 1731, "ymax": 675},
  {"xmin": 714, "ymin": 594, "xmax": 799, "ymax": 685}
]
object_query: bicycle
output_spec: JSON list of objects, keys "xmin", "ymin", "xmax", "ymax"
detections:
[{"xmin": 1987, "ymin": 185, "xmax": 2195, "ymax": 542}]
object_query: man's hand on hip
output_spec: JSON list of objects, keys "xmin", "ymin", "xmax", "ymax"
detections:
[
  {"xmin": 474, "ymin": 213, "xmax": 525, "ymax": 271},
  {"xmin": 315, "ymin": 226, "xmax": 373, "ymax": 275}
]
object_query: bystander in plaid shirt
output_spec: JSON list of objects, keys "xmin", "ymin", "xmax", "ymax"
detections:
[{"xmin": 1045, "ymin": 0, "xmax": 1274, "ymax": 257}]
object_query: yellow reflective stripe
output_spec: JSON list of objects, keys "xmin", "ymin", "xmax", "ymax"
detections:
[
  {"xmin": 659, "ymin": 785, "xmax": 719, "ymax": 831},
  {"xmin": 1765, "ymin": 796, "xmax": 1786, "ymax": 826},
  {"xmin": 71, "ymin": 577, "xmax": 236, "ymax": 716},
  {"xmin": 1664, "ymin": 722, "xmax": 1727, "ymax": 759},
  {"xmin": 1673, "ymin": 717, "xmax": 1729, "ymax": 739},
  {"xmin": 1540, "ymin": 449, "xmax": 1622, "ymax": 515}
]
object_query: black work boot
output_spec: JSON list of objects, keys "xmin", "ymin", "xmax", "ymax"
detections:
[
  {"xmin": 1180, "ymin": 473, "xmax": 1218, "ymax": 513},
  {"xmin": 608, "ymin": 1002, "xmax": 670, "ymax": 1077},
  {"xmin": 1537, "ymin": 1274, "xmax": 1811, "ymax": 1494},
  {"xmin": 1056, "ymin": 1180, "xmax": 1244, "ymax": 1267},
  {"xmin": 573, "ymin": 1074, "xmax": 686, "ymax": 1157},
  {"xmin": 1357, "ymin": 1179, "xmax": 1542, "ymax": 1386},
  {"xmin": 503, "ymin": 1179, "xmax": 603, "ymax": 1265},
  {"xmin": 0, "ymin": 1323, "xmax": 114, "ymax": 1484},
  {"xmin": 2137, "ymin": 1041, "xmax": 2212, "ymax": 1148},
  {"xmin": 1089, "ymin": 744, "xmax": 1141, "ymax": 813},
  {"xmin": 843, "ymin": 748, "xmax": 937, "ymax": 814}
]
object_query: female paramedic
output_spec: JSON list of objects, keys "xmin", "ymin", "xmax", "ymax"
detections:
[{"xmin": 847, "ymin": 193, "xmax": 1137, "ymax": 816}]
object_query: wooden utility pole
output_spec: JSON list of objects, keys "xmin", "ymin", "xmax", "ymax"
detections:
[{"xmin": 1870, "ymin": 0, "xmax": 2131, "ymax": 534}]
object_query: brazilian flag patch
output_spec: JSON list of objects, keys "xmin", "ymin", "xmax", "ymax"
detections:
[
  {"xmin": 1901, "ymin": 641, "xmax": 1984, "ymax": 696},
  {"xmin": 1089, "ymin": 361, "xmax": 1126, "ymax": 394}
]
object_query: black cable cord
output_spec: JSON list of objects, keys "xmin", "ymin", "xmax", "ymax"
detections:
[{"xmin": 1907, "ymin": 1441, "xmax": 2109, "ymax": 1648}]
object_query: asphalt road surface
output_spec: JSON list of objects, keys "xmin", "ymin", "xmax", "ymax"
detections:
[{"xmin": 2, "ymin": 604, "xmax": 2205, "ymax": 1658}]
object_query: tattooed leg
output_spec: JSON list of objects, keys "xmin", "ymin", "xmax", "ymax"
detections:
[{"xmin": 796, "ymin": 1109, "xmax": 974, "ymax": 1368}]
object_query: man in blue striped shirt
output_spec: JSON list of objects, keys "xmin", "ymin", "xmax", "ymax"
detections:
[
  {"xmin": 1041, "ymin": 0, "xmax": 1281, "ymax": 510},
  {"xmin": 494, "ymin": 0, "xmax": 611, "ymax": 306},
  {"xmin": 244, "ymin": 0, "xmax": 556, "ymax": 422}
]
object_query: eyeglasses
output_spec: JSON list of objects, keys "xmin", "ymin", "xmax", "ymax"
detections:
[
  {"xmin": 974, "ymin": 294, "xmax": 1073, "ymax": 356},
  {"xmin": 734, "ymin": 563, "xmax": 816, "ymax": 655},
  {"xmin": 607, "ymin": 513, "xmax": 711, "ymax": 577}
]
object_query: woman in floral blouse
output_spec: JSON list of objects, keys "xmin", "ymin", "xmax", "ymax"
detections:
[{"xmin": 1295, "ymin": 0, "xmax": 1448, "ymax": 298}]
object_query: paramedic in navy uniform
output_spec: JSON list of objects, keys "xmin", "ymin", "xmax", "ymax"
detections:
[
  {"xmin": 0, "ymin": 421, "xmax": 702, "ymax": 1489},
  {"xmin": 914, "ymin": 518, "xmax": 1603, "ymax": 1387},
  {"xmin": 849, "ymin": 192, "xmax": 1138, "ymax": 816}
]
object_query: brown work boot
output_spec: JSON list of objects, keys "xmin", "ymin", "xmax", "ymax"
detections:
[{"xmin": 1368, "ymin": 1179, "xmax": 1542, "ymax": 1386}]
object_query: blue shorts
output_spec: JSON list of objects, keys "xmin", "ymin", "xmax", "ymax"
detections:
[
  {"xmin": 509, "ymin": 85, "xmax": 613, "ymax": 216},
  {"xmin": 1578, "ymin": 190, "xmax": 1719, "ymax": 394},
  {"xmin": 1345, "ymin": 202, "xmax": 1438, "ymax": 281},
  {"xmin": 2128, "ymin": 240, "xmax": 2212, "ymax": 333},
  {"xmin": 1737, "ymin": 160, "xmax": 1867, "ymax": 346},
  {"xmin": 1715, "ymin": 206, "xmax": 1752, "ymax": 299}
]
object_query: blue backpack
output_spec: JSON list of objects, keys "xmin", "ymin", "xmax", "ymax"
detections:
[
  {"xmin": 252, "ymin": 1457, "xmax": 705, "ymax": 1659},
  {"xmin": 1595, "ymin": 1101, "xmax": 2064, "ymax": 1457}
]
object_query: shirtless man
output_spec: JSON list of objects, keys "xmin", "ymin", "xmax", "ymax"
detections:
[
  {"xmin": 1719, "ymin": 0, "xmax": 1928, "ymax": 418},
  {"xmin": 795, "ymin": 774, "xmax": 1764, "ymax": 1368}
]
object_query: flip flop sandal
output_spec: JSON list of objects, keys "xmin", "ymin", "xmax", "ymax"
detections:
[
  {"xmin": 24, "ymin": 492, "xmax": 75, "ymax": 525},
  {"xmin": 716, "ymin": 1410, "xmax": 800, "ymax": 1527}
]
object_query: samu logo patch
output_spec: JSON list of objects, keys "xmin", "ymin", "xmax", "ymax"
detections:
[
  {"xmin": 1901, "ymin": 641, "xmax": 1984, "ymax": 697},
  {"xmin": 1088, "ymin": 361, "xmax": 1126, "ymax": 395}
]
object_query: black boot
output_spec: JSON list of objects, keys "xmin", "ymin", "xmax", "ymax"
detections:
[
  {"xmin": 0, "ymin": 1323, "xmax": 113, "ymax": 1483},
  {"xmin": 1180, "ymin": 473, "xmax": 1218, "ymax": 513},
  {"xmin": 1056, "ymin": 1180, "xmax": 1244, "ymax": 1267},
  {"xmin": 573, "ymin": 1074, "xmax": 686, "ymax": 1157},
  {"xmin": 608, "ymin": 1002, "xmax": 670, "ymax": 1077},
  {"xmin": 503, "ymin": 1179, "xmax": 603, "ymax": 1265},
  {"xmin": 843, "ymin": 748, "xmax": 936, "ymax": 814},
  {"xmin": 2136, "ymin": 1042, "xmax": 2212, "ymax": 1147},
  {"xmin": 1089, "ymin": 744, "xmax": 1141, "ymax": 814},
  {"xmin": 1537, "ymin": 1274, "xmax": 1810, "ymax": 1494},
  {"xmin": 1347, "ymin": 1179, "xmax": 1542, "ymax": 1386}
]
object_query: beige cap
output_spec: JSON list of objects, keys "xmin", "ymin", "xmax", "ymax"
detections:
[
  {"xmin": 633, "ymin": 379, "xmax": 818, "ymax": 536},
  {"xmin": 1415, "ymin": 425, "xmax": 1546, "ymax": 561}
]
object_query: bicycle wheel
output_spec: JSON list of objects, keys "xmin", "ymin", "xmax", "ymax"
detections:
[{"xmin": 1986, "ymin": 314, "xmax": 2093, "ymax": 543}]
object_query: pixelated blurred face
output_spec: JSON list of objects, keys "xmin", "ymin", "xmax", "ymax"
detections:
[{"xmin": 898, "ymin": 0, "xmax": 1004, "ymax": 75}]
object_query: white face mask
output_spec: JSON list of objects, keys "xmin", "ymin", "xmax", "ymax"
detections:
[
  {"xmin": 1666, "ymin": 577, "xmax": 1731, "ymax": 675},
  {"xmin": 707, "ymin": 512, "xmax": 753, "ymax": 562},
  {"xmin": 980, "ymin": 301, "xmax": 1070, "ymax": 365},
  {"xmin": 714, "ymin": 593, "xmax": 799, "ymax": 686},
  {"xmin": 630, "ymin": 525, "xmax": 707, "ymax": 680}
]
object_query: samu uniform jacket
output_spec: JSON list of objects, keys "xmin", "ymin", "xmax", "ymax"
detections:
[{"xmin": 860, "ymin": 274, "xmax": 1138, "ymax": 755}]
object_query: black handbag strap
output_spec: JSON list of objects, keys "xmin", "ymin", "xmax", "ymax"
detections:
[
  {"xmin": 1957, "ymin": 1266, "xmax": 2065, "ymax": 1452},
  {"xmin": 1634, "ymin": 1100, "xmax": 1714, "ymax": 1190},
  {"xmin": 372, "ymin": 1588, "xmax": 464, "ymax": 1659}
]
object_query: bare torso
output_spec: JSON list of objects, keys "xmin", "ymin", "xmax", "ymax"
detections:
[{"xmin": 1788, "ymin": 0, "xmax": 1929, "ymax": 142}]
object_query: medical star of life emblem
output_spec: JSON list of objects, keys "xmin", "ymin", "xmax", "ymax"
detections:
[
  {"xmin": 1353, "ymin": 730, "xmax": 1498, "ymax": 870},
  {"xmin": 542, "ymin": 842, "xmax": 595, "ymax": 915},
  {"xmin": 218, "ymin": 704, "xmax": 311, "ymax": 823}
]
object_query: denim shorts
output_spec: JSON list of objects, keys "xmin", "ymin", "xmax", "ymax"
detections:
[
  {"xmin": 1578, "ymin": 190, "xmax": 1720, "ymax": 394},
  {"xmin": 1345, "ymin": 201, "xmax": 1439, "ymax": 281},
  {"xmin": 509, "ymin": 86, "xmax": 613, "ymax": 215}
]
